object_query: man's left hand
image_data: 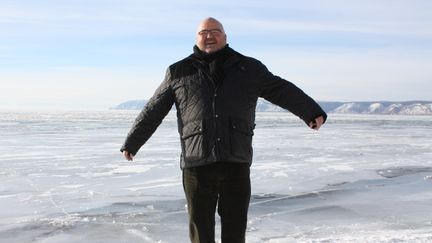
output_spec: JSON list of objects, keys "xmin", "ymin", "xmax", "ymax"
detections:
[{"xmin": 309, "ymin": 116, "xmax": 324, "ymax": 130}]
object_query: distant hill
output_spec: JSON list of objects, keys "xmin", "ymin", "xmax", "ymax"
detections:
[
  {"xmin": 112, "ymin": 99, "xmax": 432, "ymax": 115},
  {"xmin": 112, "ymin": 100, "xmax": 147, "ymax": 110},
  {"xmin": 325, "ymin": 101, "xmax": 432, "ymax": 115}
]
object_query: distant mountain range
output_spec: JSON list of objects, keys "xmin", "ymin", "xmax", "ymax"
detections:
[{"xmin": 112, "ymin": 99, "xmax": 432, "ymax": 115}]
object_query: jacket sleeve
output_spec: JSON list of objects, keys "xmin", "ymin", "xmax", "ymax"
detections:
[
  {"xmin": 256, "ymin": 61, "xmax": 327, "ymax": 125},
  {"xmin": 120, "ymin": 68, "xmax": 175, "ymax": 155}
]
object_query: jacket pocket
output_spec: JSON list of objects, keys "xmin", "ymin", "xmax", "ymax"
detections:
[
  {"xmin": 230, "ymin": 117, "xmax": 255, "ymax": 161},
  {"xmin": 181, "ymin": 120, "xmax": 207, "ymax": 162}
]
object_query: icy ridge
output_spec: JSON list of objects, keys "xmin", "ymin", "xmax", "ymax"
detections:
[{"xmin": 112, "ymin": 99, "xmax": 432, "ymax": 115}]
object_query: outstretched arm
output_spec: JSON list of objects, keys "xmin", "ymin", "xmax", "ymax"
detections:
[
  {"xmin": 120, "ymin": 68, "xmax": 175, "ymax": 157},
  {"xmin": 256, "ymin": 61, "xmax": 327, "ymax": 126}
]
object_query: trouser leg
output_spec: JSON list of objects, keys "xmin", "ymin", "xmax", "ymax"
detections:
[
  {"xmin": 217, "ymin": 164, "xmax": 251, "ymax": 243},
  {"xmin": 183, "ymin": 166, "xmax": 218, "ymax": 243}
]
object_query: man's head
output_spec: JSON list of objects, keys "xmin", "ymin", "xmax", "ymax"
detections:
[{"xmin": 196, "ymin": 17, "xmax": 227, "ymax": 54}]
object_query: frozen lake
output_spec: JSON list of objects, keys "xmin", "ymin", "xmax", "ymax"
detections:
[{"xmin": 0, "ymin": 110, "xmax": 431, "ymax": 242}]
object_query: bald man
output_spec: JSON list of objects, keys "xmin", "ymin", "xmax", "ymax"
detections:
[{"xmin": 121, "ymin": 17, "xmax": 326, "ymax": 243}]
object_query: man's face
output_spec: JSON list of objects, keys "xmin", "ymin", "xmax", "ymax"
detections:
[{"xmin": 196, "ymin": 20, "xmax": 227, "ymax": 54}]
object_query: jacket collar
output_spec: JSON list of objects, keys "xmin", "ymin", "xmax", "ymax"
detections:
[{"xmin": 188, "ymin": 45, "xmax": 242, "ymax": 71}]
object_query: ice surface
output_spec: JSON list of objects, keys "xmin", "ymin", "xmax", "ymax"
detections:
[{"xmin": 0, "ymin": 110, "xmax": 431, "ymax": 242}]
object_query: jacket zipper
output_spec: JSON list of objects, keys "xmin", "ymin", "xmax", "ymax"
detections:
[
  {"xmin": 190, "ymin": 57, "xmax": 221, "ymax": 160},
  {"xmin": 201, "ymin": 69, "xmax": 220, "ymax": 160}
]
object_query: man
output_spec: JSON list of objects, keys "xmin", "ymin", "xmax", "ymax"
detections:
[{"xmin": 121, "ymin": 17, "xmax": 326, "ymax": 243}]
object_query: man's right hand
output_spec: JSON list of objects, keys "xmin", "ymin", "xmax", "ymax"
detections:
[{"xmin": 123, "ymin": 151, "xmax": 134, "ymax": 161}]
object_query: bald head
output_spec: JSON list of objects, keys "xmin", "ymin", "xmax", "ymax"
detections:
[
  {"xmin": 197, "ymin": 17, "xmax": 225, "ymax": 33},
  {"xmin": 195, "ymin": 17, "xmax": 227, "ymax": 54}
]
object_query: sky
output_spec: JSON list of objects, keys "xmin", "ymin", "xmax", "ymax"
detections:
[{"xmin": 1, "ymin": 0, "xmax": 432, "ymax": 110}]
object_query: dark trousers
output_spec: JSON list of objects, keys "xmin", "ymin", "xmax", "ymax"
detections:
[{"xmin": 182, "ymin": 162, "xmax": 251, "ymax": 243}]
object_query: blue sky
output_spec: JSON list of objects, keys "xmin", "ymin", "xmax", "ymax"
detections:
[{"xmin": 1, "ymin": 0, "xmax": 431, "ymax": 110}]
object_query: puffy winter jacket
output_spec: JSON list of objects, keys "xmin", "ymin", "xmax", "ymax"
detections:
[{"xmin": 120, "ymin": 47, "xmax": 327, "ymax": 169}]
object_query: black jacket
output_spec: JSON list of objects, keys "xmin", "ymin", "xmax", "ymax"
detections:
[{"xmin": 121, "ymin": 46, "xmax": 327, "ymax": 169}]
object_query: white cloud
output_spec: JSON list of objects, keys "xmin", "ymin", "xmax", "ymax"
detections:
[
  {"xmin": 253, "ymin": 47, "xmax": 432, "ymax": 101},
  {"xmin": 1, "ymin": 66, "xmax": 163, "ymax": 110},
  {"xmin": 222, "ymin": 1, "xmax": 432, "ymax": 38}
]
